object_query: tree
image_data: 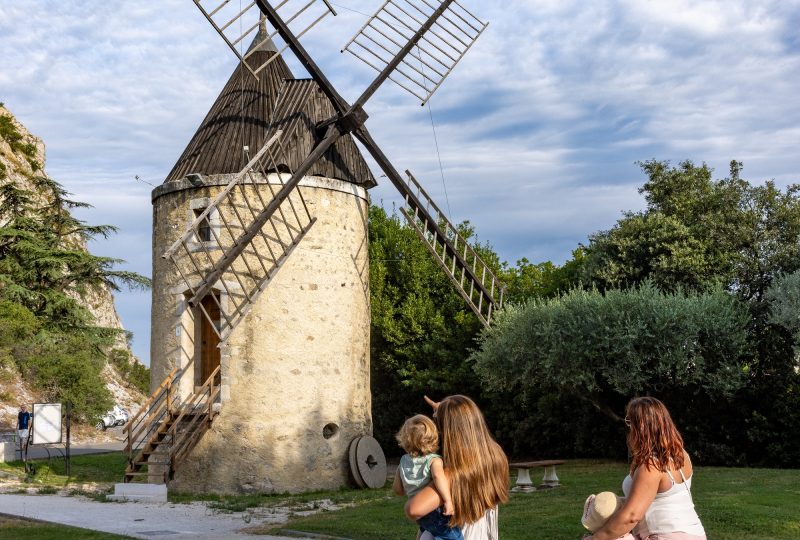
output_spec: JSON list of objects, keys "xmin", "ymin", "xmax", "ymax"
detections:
[
  {"xmin": 0, "ymin": 169, "xmax": 150, "ymax": 421},
  {"xmin": 500, "ymin": 247, "xmax": 586, "ymax": 302},
  {"xmin": 20, "ymin": 332, "xmax": 114, "ymax": 422},
  {"xmin": 369, "ymin": 206, "xmax": 495, "ymax": 452},
  {"xmin": 554, "ymin": 160, "xmax": 800, "ymax": 466},
  {"xmin": 767, "ymin": 270, "xmax": 800, "ymax": 356},
  {"xmin": 0, "ymin": 175, "xmax": 150, "ymax": 328},
  {"xmin": 471, "ymin": 283, "xmax": 750, "ymax": 460},
  {"xmin": 584, "ymin": 160, "xmax": 800, "ymax": 299}
]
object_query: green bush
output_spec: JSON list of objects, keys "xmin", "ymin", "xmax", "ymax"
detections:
[
  {"xmin": 472, "ymin": 283, "xmax": 751, "ymax": 461},
  {"xmin": 109, "ymin": 348, "xmax": 150, "ymax": 395},
  {"xmin": 0, "ymin": 300, "xmax": 40, "ymax": 345},
  {"xmin": 0, "ymin": 114, "xmax": 23, "ymax": 145},
  {"xmin": 0, "ymin": 301, "xmax": 39, "ymax": 370},
  {"xmin": 0, "ymin": 115, "xmax": 37, "ymax": 169},
  {"xmin": 18, "ymin": 333, "xmax": 113, "ymax": 422}
]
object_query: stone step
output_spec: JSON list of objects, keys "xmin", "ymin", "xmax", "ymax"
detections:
[
  {"xmin": 109, "ymin": 482, "xmax": 167, "ymax": 502},
  {"xmin": 0, "ymin": 442, "xmax": 17, "ymax": 463}
]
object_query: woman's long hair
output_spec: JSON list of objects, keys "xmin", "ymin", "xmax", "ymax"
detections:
[
  {"xmin": 626, "ymin": 396, "xmax": 685, "ymax": 473},
  {"xmin": 436, "ymin": 395, "xmax": 509, "ymax": 526}
]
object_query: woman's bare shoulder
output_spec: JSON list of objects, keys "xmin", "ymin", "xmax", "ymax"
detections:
[{"xmin": 682, "ymin": 450, "xmax": 694, "ymax": 477}]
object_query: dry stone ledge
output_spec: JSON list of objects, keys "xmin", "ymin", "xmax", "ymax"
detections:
[
  {"xmin": 0, "ymin": 442, "xmax": 16, "ymax": 463},
  {"xmin": 109, "ymin": 483, "xmax": 168, "ymax": 503}
]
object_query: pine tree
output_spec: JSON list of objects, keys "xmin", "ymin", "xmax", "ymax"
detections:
[
  {"xmin": 0, "ymin": 143, "xmax": 150, "ymax": 420},
  {"xmin": 0, "ymin": 175, "xmax": 149, "ymax": 328}
]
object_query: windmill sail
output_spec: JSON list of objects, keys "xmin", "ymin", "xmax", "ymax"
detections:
[
  {"xmin": 162, "ymin": 127, "xmax": 317, "ymax": 341},
  {"xmin": 343, "ymin": 0, "xmax": 488, "ymax": 105},
  {"xmin": 190, "ymin": 0, "xmax": 503, "ymax": 327},
  {"xmin": 350, "ymin": 128, "xmax": 504, "ymax": 326},
  {"xmin": 399, "ymin": 171, "xmax": 502, "ymax": 325},
  {"xmin": 192, "ymin": 0, "xmax": 336, "ymax": 80}
]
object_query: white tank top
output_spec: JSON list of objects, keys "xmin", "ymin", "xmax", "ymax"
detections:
[{"xmin": 622, "ymin": 467, "xmax": 705, "ymax": 536}]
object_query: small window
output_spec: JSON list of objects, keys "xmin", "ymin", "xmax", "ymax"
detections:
[
  {"xmin": 194, "ymin": 208, "xmax": 212, "ymax": 242},
  {"xmin": 322, "ymin": 423, "xmax": 339, "ymax": 440}
]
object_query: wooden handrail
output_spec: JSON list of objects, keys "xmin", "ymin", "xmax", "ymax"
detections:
[
  {"xmin": 169, "ymin": 366, "xmax": 221, "ymax": 465},
  {"xmin": 167, "ymin": 366, "xmax": 220, "ymax": 438},
  {"xmin": 125, "ymin": 398, "xmax": 169, "ymax": 456},
  {"xmin": 124, "ymin": 367, "xmax": 178, "ymax": 434},
  {"xmin": 173, "ymin": 386, "xmax": 221, "ymax": 464},
  {"xmin": 124, "ymin": 365, "xmax": 221, "ymax": 483}
]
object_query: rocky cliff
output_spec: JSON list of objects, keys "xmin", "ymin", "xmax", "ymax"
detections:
[{"xmin": 0, "ymin": 104, "xmax": 145, "ymax": 434}]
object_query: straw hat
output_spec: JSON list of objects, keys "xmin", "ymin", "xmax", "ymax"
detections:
[{"xmin": 581, "ymin": 491, "xmax": 624, "ymax": 532}]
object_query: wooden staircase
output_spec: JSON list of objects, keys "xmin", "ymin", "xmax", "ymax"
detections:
[{"xmin": 123, "ymin": 366, "xmax": 221, "ymax": 483}]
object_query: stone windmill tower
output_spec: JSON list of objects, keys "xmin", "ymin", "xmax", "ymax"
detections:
[{"xmin": 125, "ymin": 0, "xmax": 503, "ymax": 495}]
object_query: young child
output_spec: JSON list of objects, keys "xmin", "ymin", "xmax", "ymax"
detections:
[{"xmin": 393, "ymin": 414, "xmax": 462, "ymax": 540}]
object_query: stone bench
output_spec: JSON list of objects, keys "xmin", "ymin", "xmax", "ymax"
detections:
[{"xmin": 509, "ymin": 459, "xmax": 566, "ymax": 492}]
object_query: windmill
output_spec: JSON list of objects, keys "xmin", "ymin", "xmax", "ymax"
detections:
[
  {"xmin": 122, "ymin": 0, "xmax": 503, "ymax": 495},
  {"xmin": 172, "ymin": 0, "xmax": 503, "ymax": 341}
]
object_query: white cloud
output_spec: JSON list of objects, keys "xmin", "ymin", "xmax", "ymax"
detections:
[{"xmin": 2, "ymin": 0, "xmax": 799, "ymax": 363}]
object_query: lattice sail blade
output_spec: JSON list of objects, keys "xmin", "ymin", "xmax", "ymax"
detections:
[
  {"xmin": 397, "ymin": 171, "xmax": 504, "ymax": 326},
  {"xmin": 343, "ymin": 0, "xmax": 488, "ymax": 104},
  {"xmin": 192, "ymin": 0, "xmax": 336, "ymax": 79},
  {"xmin": 162, "ymin": 127, "xmax": 317, "ymax": 343}
]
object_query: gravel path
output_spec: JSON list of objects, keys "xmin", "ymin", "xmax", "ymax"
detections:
[{"xmin": 0, "ymin": 493, "xmax": 319, "ymax": 539}]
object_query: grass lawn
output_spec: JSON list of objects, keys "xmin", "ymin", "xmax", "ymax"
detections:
[
  {"xmin": 1, "ymin": 455, "xmax": 797, "ymax": 539},
  {"xmin": 0, "ymin": 452, "xmax": 127, "ymax": 494},
  {"xmin": 266, "ymin": 460, "xmax": 800, "ymax": 540},
  {"xmin": 0, "ymin": 515, "xmax": 133, "ymax": 539}
]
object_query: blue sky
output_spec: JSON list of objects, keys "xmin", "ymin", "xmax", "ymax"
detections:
[{"xmin": 2, "ymin": 0, "xmax": 799, "ymax": 365}]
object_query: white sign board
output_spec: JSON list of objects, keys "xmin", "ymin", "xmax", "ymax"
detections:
[{"xmin": 32, "ymin": 403, "xmax": 62, "ymax": 445}]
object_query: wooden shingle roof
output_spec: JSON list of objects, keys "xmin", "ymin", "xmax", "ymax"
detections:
[{"xmin": 165, "ymin": 32, "xmax": 375, "ymax": 188}]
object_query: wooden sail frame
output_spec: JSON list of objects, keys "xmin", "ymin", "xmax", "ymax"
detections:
[
  {"xmin": 342, "ymin": 0, "xmax": 488, "ymax": 105},
  {"xmin": 185, "ymin": 0, "xmax": 504, "ymax": 328},
  {"xmin": 192, "ymin": 0, "xmax": 336, "ymax": 80}
]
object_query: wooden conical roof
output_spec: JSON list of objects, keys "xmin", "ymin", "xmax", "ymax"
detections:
[{"xmin": 165, "ymin": 30, "xmax": 375, "ymax": 187}]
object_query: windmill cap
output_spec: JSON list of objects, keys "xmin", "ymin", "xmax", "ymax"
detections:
[
  {"xmin": 247, "ymin": 16, "xmax": 278, "ymax": 55},
  {"xmin": 581, "ymin": 491, "xmax": 624, "ymax": 532}
]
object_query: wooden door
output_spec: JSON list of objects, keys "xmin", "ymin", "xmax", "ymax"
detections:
[{"xmin": 200, "ymin": 294, "xmax": 221, "ymax": 384}]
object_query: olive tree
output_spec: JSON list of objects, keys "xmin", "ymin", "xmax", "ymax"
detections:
[{"xmin": 472, "ymin": 283, "xmax": 750, "ymax": 423}]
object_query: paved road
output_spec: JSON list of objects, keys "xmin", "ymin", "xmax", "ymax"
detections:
[
  {"xmin": 0, "ymin": 493, "xmax": 318, "ymax": 539},
  {"xmin": 19, "ymin": 440, "xmax": 125, "ymax": 460}
]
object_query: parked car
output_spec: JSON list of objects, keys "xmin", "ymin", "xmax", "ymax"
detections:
[{"xmin": 95, "ymin": 405, "xmax": 129, "ymax": 430}]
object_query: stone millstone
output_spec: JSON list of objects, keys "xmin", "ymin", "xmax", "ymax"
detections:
[
  {"xmin": 348, "ymin": 436, "xmax": 366, "ymax": 488},
  {"xmin": 354, "ymin": 435, "xmax": 387, "ymax": 489}
]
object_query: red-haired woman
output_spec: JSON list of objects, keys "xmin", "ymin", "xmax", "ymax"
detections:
[{"xmin": 587, "ymin": 397, "xmax": 706, "ymax": 540}]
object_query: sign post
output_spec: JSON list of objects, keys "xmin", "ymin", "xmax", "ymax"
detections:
[
  {"xmin": 31, "ymin": 403, "xmax": 70, "ymax": 475},
  {"xmin": 32, "ymin": 403, "xmax": 62, "ymax": 445},
  {"xmin": 65, "ymin": 402, "xmax": 71, "ymax": 476}
]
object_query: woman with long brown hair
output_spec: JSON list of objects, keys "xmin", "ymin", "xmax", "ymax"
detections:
[
  {"xmin": 587, "ymin": 397, "xmax": 706, "ymax": 540},
  {"xmin": 405, "ymin": 395, "xmax": 509, "ymax": 540}
]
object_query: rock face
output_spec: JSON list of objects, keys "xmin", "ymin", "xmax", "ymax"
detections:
[
  {"xmin": 0, "ymin": 105, "xmax": 130, "ymax": 348},
  {"xmin": 0, "ymin": 104, "xmax": 47, "ymax": 202},
  {"xmin": 0, "ymin": 104, "xmax": 145, "ymax": 428},
  {"xmin": 150, "ymin": 174, "xmax": 372, "ymax": 494}
]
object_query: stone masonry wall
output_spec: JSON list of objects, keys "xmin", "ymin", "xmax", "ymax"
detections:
[{"xmin": 150, "ymin": 175, "xmax": 371, "ymax": 493}]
